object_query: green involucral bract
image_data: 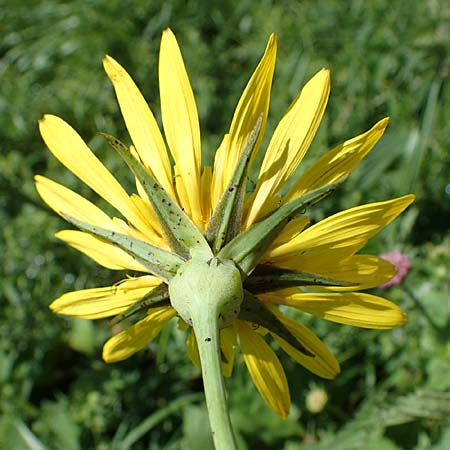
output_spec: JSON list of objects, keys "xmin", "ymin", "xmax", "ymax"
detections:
[
  {"xmin": 206, "ymin": 116, "xmax": 262, "ymax": 254},
  {"xmin": 61, "ymin": 214, "xmax": 184, "ymax": 283},
  {"xmin": 102, "ymin": 133, "xmax": 213, "ymax": 261}
]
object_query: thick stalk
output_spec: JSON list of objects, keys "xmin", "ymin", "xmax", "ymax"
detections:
[{"xmin": 192, "ymin": 307, "xmax": 238, "ymax": 450}]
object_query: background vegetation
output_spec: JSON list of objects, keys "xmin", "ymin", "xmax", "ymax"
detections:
[{"xmin": 1, "ymin": 0, "xmax": 449, "ymax": 449}]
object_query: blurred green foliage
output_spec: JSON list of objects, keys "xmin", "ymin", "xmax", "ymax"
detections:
[{"xmin": 1, "ymin": 0, "xmax": 449, "ymax": 449}]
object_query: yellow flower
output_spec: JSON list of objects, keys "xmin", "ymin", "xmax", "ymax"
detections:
[{"xmin": 36, "ymin": 29, "xmax": 414, "ymax": 419}]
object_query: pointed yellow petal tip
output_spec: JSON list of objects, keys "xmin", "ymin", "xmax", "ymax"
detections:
[
  {"xmin": 321, "ymin": 68, "xmax": 331, "ymax": 85},
  {"xmin": 266, "ymin": 34, "xmax": 277, "ymax": 55},
  {"xmin": 103, "ymin": 55, "xmax": 122, "ymax": 81},
  {"xmin": 400, "ymin": 311, "xmax": 407, "ymax": 325},
  {"xmin": 268, "ymin": 33, "xmax": 277, "ymax": 46},
  {"xmin": 38, "ymin": 114, "xmax": 50, "ymax": 127},
  {"xmin": 102, "ymin": 346, "xmax": 113, "ymax": 363},
  {"xmin": 39, "ymin": 114, "xmax": 66, "ymax": 134},
  {"xmin": 403, "ymin": 193, "xmax": 416, "ymax": 205},
  {"xmin": 48, "ymin": 300, "xmax": 57, "ymax": 312},
  {"xmin": 380, "ymin": 116, "xmax": 390, "ymax": 128},
  {"xmin": 311, "ymin": 67, "xmax": 330, "ymax": 82},
  {"xmin": 162, "ymin": 27, "xmax": 175, "ymax": 39}
]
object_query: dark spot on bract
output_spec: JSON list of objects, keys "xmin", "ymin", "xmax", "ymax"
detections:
[{"xmin": 205, "ymin": 337, "xmax": 211, "ymax": 342}]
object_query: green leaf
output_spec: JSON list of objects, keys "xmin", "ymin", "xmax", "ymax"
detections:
[
  {"xmin": 111, "ymin": 283, "xmax": 169, "ymax": 325},
  {"xmin": 218, "ymin": 179, "xmax": 344, "ymax": 276},
  {"xmin": 11, "ymin": 419, "xmax": 49, "ymax": 450},
  {"xmin": 404, "ymin": 78, "xmax": 440, "ymax": 193},
  {"xmin": 62, "ymin": 214, "xmax": 184, "ymax": 282},
  {"xmin": 182, "ymin": 404, "xmax": 215, "ymax": 450},
  {"xmin": 117, "ymin": 393, "xmax": 203, "ymax": 449},
  {"xmin": 102, "ymin": 133, "xmax": 212, "ymax": 261},
  {"xmin": 239, "ymin": 290, "xmax": 314, "ymax": 356},
  {"xmin": 41, "ymin": 399, "xmax": 81, "ymax": 450},
  {"xmin": 206, "ymin": 116, "xmax": 262, "ymax": 254},
  {"xmin": 245, "ymin": 264, "xmax": 356, "ymax": 293}
]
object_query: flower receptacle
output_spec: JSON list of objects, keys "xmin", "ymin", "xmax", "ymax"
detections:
[{"xmin": 168, "ymin": 257, "xmax": 244, "ymax": 329}]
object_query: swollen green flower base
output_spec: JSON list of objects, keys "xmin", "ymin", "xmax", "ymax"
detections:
[{"xmin": 36, "ymin": 28, "xmax": 414, "ymax": 449}]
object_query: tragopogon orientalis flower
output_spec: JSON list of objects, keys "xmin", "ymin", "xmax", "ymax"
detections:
[{"xmin": 36, "ymin": 29, "xmax": 414, "ymax": 450}]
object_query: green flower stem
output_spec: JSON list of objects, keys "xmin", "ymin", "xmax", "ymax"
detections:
[
  {"xmin": 168, "ymin": 258, "xmax": 243, "ymax": 450},
  {"xmin": 192, "ymin": 307, "xmax": 238, "ymax": 450}
]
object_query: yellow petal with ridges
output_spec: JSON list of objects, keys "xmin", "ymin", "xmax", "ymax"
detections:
[
  {"xmin": 265, "ymin": 195, "xmax": 415, "ymax": 261},
  {"xmin": 185, "ymin": 327, "xmax": 236, "ymax": 377},
  {"xmin": 129, "ymin": 194, "xmax": 165, "ymax": 246},
  {"xmin": 212, "ymin": 35, "xmax": 277, "ymax": 202},
  {"xmin": 220, "ymin": 326, "xmax": 237, "ymax": 378},
  {"xmin": 210, "ymin": 134, "xmax": 229, "ymax": 209},
  {"xmin": 103, "ymin": 306, "xmax": 176, "ymax": 363},
  {"xmin": 172, "ymin": 163, "xmax": 198, "ymax": 230},
  {"xmin": 35, "ymin": 175, "xmax": 115, "ymax": 229},
  {"xmin": 269, "ymin": 308, "xmax": 340, "ymax": 379},
  {"xmin": 267, "ymin": 216, "xmax": 310, "ymax": 249},
  {"xmin": 103, "ymin": 55, "xmax": 175, "ymax": 199},
  {"xmin": 238, "ymin": 320, "xmax": 290, "ymax": 418},
  {"xmin": 262, "ymin": 254, "xmax": 395, "ymax": 291},
  {"xmin": 245, "ymin": 69, "xmax": 330, "ymax": 226},
  {"xmin": 159, "ymin": 28, "xmax": 202, "ymax": 228},
  {"xmin": 50, "ymin": 276, "xmax": 161, "ymax": 319},
  {"xmin": 285, "ymin": 118, "xmax": 390, "ymax": 201},
  {"xmin": 201, "ymin": 166, "xmax": 213, "ymax": 229},
  {"xmin": 186, "ymin": 329, "xmax": 201, "ymax": 368},
  {"xmin": 263, "ymin": 290, "xmax": 406, "ymax": 329},
  {"xmin": 39, "ymin": 115, "xmax": 155, "ymax": 238},
  {"xmin": 56, "ymin": 230, "xmax": 150, "ymax": 272}
]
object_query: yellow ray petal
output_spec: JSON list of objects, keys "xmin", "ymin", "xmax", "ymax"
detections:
[
  {"xmin": 56, "ymin": 230, "xmax": 151, "ymax": 272},
  {"xmin": 220, "ymin": 326, "xmax": 237, "ymax": 378},
  {"xmin": 129, "ymin": 194, "xmax": 165, "ymax": 246},
  {"xmin": 36, "ymin": 175, "xmax": 162, "ymax": 249},
  {"xmin": 212, "ymin": 35, "xmax": 277, "ymax": 202},
  {"xmin": 245, "ymin": 69, "xmax": 330, "ymax": 226},
  {"xmin": 237, "ymin": 320, "xmax": 290, "ymax": 418},
  {"xmin": 103, "ymin": 55, "xmax": 175, "ymax": 198},
  {"xmin": 210, "ymin": 134, "xmax": 229, "ymax": 209},
  {"xmin": 35, "ymin": 175, "xmax": 115, "ymax": 228},
  {"xmin": 103, "ymin": 306, "xmax": 176, "ymax": 363},
  {"xmin": 50, "ymin": 276, "xmax": 161, "ymax": 319},
  {"xmin": 262, "ymin": 254, "xmax": 395, "ymax": 291},
  {"xmin": 263, "ymin": 291, "xmax": 406, "ymax": 329},
  {"xmin": 269, "ymin": 308, "xmax": 340, "ymax": 379},
  {"xmin": 159, "ymin": 28, "xmax": 202, "ymax": 227},
  {"xmin": 285, "ymin": 118, "xmax": 389, "ymax": 201},
  {"xmin": 39, "ymin": 115, "xmax": 155, "ymax": 238},
  {"xmin": 265, "ymin": 195, "xmax": 415, "ymax": 261},
  {"xmin": 201, "ymin": 166, "xmax": 213, "ymax": 229},
  {"xmin": 267, "ymin": 216, "xmax": 310, "ymax": 249},
  {"xmin": 186, "ymin": 329, "xmax": 201, "ymax": 368},
  {"xmin": 172, "ymin": 163, "xmax": 196, "ymax": 227},
  {"xmin": 185, "ymin": 327, "xmax": 236, "ymax": 377}
]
